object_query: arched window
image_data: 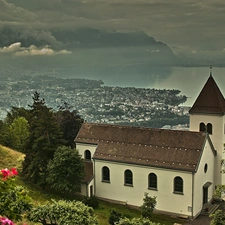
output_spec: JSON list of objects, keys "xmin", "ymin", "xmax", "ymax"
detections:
[
  {"xmin": 148, "ymin": 173, "xmax": 157, "ymax": 189},
  {"xmin": 124, "ymin": 169, "xmax": 133, "ymax": 186},
  {"xmin": 199, "ymin": 122, "xmax": 206, "ymax": 132},
  {"xmin": 102, "ymin": 166, "xmax": 110, "ymax": 182},
  {"xmin": 174, "ymin": 176, "xmax": 183, "ymax": 193},
  {"xmin": 207, "ymin": 123, "xmax": 212, "ymax": 134},
  {"xmin": 84, "ymin": 150, "xmax": 91, "ymax": 160}
]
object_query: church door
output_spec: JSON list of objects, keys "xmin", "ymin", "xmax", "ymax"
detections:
[
  {"xmin": 90, "ymin": 185, "xmax": 93, "ymax": 197},
  {"xmin": 203, "ymin": 186, "xmax": 208, "ymax": 204}
]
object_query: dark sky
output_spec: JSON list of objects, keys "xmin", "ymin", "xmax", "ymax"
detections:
[{"xmin": 1, "ymin": 0, "xmax": 225, "ymax": 58}]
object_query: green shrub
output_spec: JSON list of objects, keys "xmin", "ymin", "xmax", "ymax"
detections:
[
  {"xmin": 82, "ymin": 195, "xmax": 99, "ymax": 209},
  {"xmin": 109, "ymin": 209, "xmax": 123, "ymax": 225}
]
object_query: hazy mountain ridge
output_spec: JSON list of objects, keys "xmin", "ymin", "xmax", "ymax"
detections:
[
  {"xmin": 0, "ymin": 27, "xmax": 176, "ymax": 54},
  {"xmin": 0, "ymin": 26, "xmax": 180, "ymax": 66},
  {"xmin": 52, "ymin": 27, "xmax": 173, "ymax": 51}
]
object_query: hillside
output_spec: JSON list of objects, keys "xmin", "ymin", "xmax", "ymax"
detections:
[{"xmin": 0, "ymin": 145, "xmax": 24, "ymax": 170}]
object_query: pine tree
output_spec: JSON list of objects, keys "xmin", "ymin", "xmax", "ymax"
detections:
[
  {"xmin": 56, "ymin": 101, "xmax": 84, "ymax": 148},
  {"xmin": 22, "ymin": 92, "xmax": 64, "ymax": 187}
]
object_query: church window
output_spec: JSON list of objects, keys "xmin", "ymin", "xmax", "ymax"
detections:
[
  {"xmin": 204, "ymin": 164, "xmax": 208, "ymax": 173},
  {"xmin": 84, "ymin": 150, "xmax": 91, "ymax": 160},
  {"xmin": 124, "ymin": 169, "xmax": 133, "ymax": 186},
  {"xmin": 102, "ymin": 166, "xmax": 110, "ymax": 182},
  {"xmin": 207, "ymin": 123, "xmax": 212, "ymax": 134},
  {"xmin": 199, "ymin": 123, "xmax": 206, "ymax": 132},
  {"xmin": 174, "ymin": 176, "xmax": 183, "ymax": 194},
  {"xmin": 148, "ymin": 173, "xmax": 157, "ymax": 190}
]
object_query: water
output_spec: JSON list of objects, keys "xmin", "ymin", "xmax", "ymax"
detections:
[{"xmin": 57, "ymin": 66, "xmax": 225, "ymax": 107}]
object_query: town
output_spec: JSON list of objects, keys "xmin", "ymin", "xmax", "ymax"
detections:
[{"xmin": 0, "ymin": 73, "xmax": 190, "ymax": 129}]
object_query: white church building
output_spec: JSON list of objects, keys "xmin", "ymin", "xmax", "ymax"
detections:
[{"xmin": 75, "ymin": 73, "xmax": 225, "ymax": 218}]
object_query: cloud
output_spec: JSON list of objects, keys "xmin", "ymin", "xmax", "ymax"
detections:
[
  {"xmin": 2, "ymin": 0, "xmax": 225, "ymax": 55},
  {"xmin": 0, "ymin": 42, "xmax": 23, "ymax": 53},
  {"xmin": 0, "ymin": 42, "xmax": 72, "ymax": 56},
  {"xmin": 0, "ymin": 0, "xmax": 37, "ymax": 22}
]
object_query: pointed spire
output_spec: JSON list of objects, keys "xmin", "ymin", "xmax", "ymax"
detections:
[
  {"xmin": 210, "ymin": 65, "xmax": 212, "ymax": 76},
  {"xmin": 189, "ymin": 74, "xmax": 225, "ymax": 115}
]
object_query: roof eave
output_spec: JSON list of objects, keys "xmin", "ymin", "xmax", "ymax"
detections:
[
  {"xmin": 189, "ymin": 111, "xmax": 225, "ymax": 116},
  {"xmin": 93, "ymin": 157, "xmax": 196, "ymax": 173}
]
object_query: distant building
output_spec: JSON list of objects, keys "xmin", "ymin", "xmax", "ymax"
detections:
[{"xmin": 75, "ymin": 72, "xmax": 225, "ymax": 219}]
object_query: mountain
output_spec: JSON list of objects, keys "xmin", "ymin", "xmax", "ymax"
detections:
[
  {"xmin": 56, "ymin": 27, "xmax": 179, "ymax": 65},
  {"xmin": 0, "ymin": 27, "xmax": 179, "ymax": 66},
  {"xmin": 52, "ymin": 27, "xmax": 170, "ymax": 49}
]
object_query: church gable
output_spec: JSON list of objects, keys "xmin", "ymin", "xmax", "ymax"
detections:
[
  {"xmin": 75, "ymin": 122, "xmax": 212, "ymax": 172},
  {"xmin": 189, "ymin": 75, "xmax": 225, "ymax": 115}
]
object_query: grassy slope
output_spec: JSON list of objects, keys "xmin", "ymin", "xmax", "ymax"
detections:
[{"xmin": 0, "ymin": 145, "xmax": 184, "ymax": 225}]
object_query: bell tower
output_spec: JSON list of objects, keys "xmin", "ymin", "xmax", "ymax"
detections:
[{"xmin": 189, "ymin": 66, "xmax": 225, "ymax": 185}]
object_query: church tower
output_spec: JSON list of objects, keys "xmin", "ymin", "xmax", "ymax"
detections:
[{"xmin": 189, "ymin": 67, "xmax": 225, "ymax": 185}]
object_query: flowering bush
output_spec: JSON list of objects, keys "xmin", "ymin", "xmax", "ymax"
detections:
[
  {"xmin": 0, "ymin": 217, "xmax": 15, "ymax": 225},
  {"xmin": 0, "ymin": 167, "xmax": 32, "ymax": 222},
  {"xmin": 1, "ymin": 168, "xmax": 18, "ymax": 180}
]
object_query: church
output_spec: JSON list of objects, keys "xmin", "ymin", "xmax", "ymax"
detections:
[{"xmin": 74, "ymin": 71, "xmax": 225, "ymax": 218}]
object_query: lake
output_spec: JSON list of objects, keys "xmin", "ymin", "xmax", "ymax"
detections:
[{"xmin": 57, "ymin": 65, "xmax": 225, "ymax": 107}]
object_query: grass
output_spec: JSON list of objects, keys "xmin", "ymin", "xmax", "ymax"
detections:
[{"xmin": 0, "ymin": 145, "xmax": 184, "ymax": 225}]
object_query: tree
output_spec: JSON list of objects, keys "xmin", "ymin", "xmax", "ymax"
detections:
[
  {"xmin": 27, "ymin": 199, "xmax": 99, "ymax": 225},
  {"xmin": 46, "ymin": 146, "xmax": 84, "ymax": 193},
  {"xmin": 210, "ymin": 209, "xmax": 225, "ymax": 225},
  {"xmin": 5, "ymin": 106, "xmax": 30, "ymax": 125},
  {"xmin": 22, "ymin": 92, "xmax": 65, "ymax": 187},
  {"xmin": 0, "ymin": 120, "xmax": 11, "ymax": 146},
  {"xmin": 56, "ymin": 101, "xmax": 84, "ymax": 148},
  {"xmin": 116, "ymin": 217, "xmax": 161, "ymax": 225},
  {"xmin": 9, "ymin": 117, "xmax": 30, "ymax": 152},
  {"xmin": 140, "ymin": 193, "xmax": 157, "ymax": 218}
]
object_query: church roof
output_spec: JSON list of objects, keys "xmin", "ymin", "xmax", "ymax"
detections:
[
  {"xmin": 75, "ymin": 123, "xmax": 215, "ymax": 172},
  {"xmin": 189, "ymin": 75, "xmax": 225, "ymax": 114}
]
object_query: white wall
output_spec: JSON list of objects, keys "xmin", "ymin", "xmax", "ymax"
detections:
[
  {"xmin": 193, "ymin": 139, "xmax": 215, "ymax": 216},
  {"xmin": 80, "ymin": 179, "xmax": 95, "ymax": 197},
  {"xmin": 80, "ymin": 183, "xmax": 87, "ymax": 196},
  {"xmin": 189, "ymin": 114, "xmax": 225, "ymax": 184},
  {"xmin": 94, "ymin": 160, "xmax": 193, "ymax": 216},
  {"xmin": 76, "ymin": 143, "xmax": 97, "ymax": 160}
]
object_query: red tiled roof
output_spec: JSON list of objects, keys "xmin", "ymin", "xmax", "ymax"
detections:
[
  {"xmin": 75, "ymin": 123, "xmax": 214, "ymax": 172},
  {"xmin": 189, "ymin": 75, "xmax": 225, "ymax": 114}
]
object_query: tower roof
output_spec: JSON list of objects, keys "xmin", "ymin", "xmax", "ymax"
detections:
[{"xmin": 189, "ymin": 74, "xmax": 225, "ymax": 115}]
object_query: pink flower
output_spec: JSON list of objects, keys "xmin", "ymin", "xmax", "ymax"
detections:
[
  {"xmin": 11, "ymin": 168, "xmax": 18, "ymax": 175},
  {"xmin": 1, "ymin": 169, "xmax": 11, "ymax": 178},
  {"xmin": 0, "ymin": 217, "xmax": 15, "ymax": 225},
  {"xmin": 1, "ymin": 168, "xmax": 18, "ymax": 180}
]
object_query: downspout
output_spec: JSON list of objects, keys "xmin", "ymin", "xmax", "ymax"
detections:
[
  {"xmin": 93, "ymin": 158, "xmax": 96, "ymax": 196},
  {"xmin": 191, "ymin": 172, "xmax": 194, "ymax": 219},
  {"xmin": 86, "ymin": 182, "xmax": 88, "ymax": 196}
]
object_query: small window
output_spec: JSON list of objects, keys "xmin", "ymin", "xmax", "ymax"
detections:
[
  {"xmin": 124, "ymin": 169, "xmax": 133, "ymax": 186},
  {"xmin": 199, "ymin": 122, "xmax": 206, "ymax": 132},
  {"xmin": 148, "ymin": 173, "xmax": 157, "ymax": 189},
  {"xmin": 102, "ymin": 166, "xmax": 110, "ymax": 182},
  {"xmin": 204, "ymin": 164, "xmax": 208, "ymax": 173},
  {"xmin": 207, "ymin": 123, "xmax": 212, "ymax": 135},
  {"xmin": 174, "ymin": 176, "xmax": 183, "ymax": 194},
  {"xmin": 84, "ymin": 150, "xmax": 91, "ymax": 160}
]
